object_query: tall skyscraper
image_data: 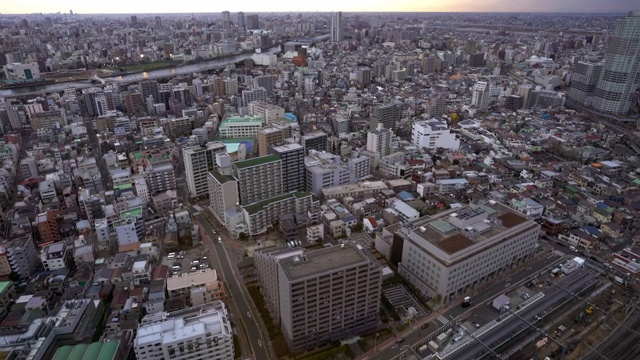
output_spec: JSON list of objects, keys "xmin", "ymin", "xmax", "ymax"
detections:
[
  {"xmin": 221, "ymin": 11, "xmax": 231, "ymax": 29},
  {"xmin": 237, "ymin": 12, "xmax": 245, "ymax": 29},
  {"xmin": 154, "ymin": 16, "xmax": 162, "ymax": 29},
  {"xmin": 331, "ymin": 12, "xmax": 344, "ymax": 42},
  {"xmin": 591, "ymin": 11, "xmax": 640, "ymax": 115}
]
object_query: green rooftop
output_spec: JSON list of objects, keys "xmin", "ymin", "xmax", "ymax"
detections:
[
  {"xmin": 234, "ymin": 154, "xmax": 280, "ymax": 170},
  {"xmin": 209, "ymin": 169, "xmax": 235, "ymax": 184},
  {"xmin": 132, "ymin": 151, "xmax": 142, "ymax": 159},
  {"xmin": 113, "ymin": 183, "xmax": 133, "ymax": 191},
  {"xmin": 0, "ymin": 281, "xmax": 11, "ymax": 294},
  {"xmin": 121, "ymin": 206, "xmax": 143, "ymax": 220},
  {"xmin": 219, "ymin": 115, "xmax": 262, "ymax": 129},
  {"xmin": 244, "ymin": 193, "xmax": 295, "ymax": 215},
  {"xmin": 53, "ymin": 341, "xmax": 119, "ymax": 360}
]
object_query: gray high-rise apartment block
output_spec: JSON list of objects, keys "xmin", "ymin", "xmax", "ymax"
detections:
[
  {"xmin": 221, "ymin": 11, "xmax": 231, "ymax": 29},
  {"xmin": 242, "ymin": 87, "xmax": 267, "ymax": 107},
  {"xmin": 331, "ymin": 12, "xmax": 344, "ymax": 42},
  {"xmin": 275, "ymin": 244, "xmax": 382, "ymax": 351},
  {"xmin": 268, "ymin": 143, "xmax": 306, "ymax": 194},
  {"xmin": 253, "ymin": 75, "xmax": 276, "ymax": 96},
  {"xmin": 568, "ymin": 61, "xmax": 603, "ymax": 106},
  {"xmin": 367, "ymin": 125, "xmax": 392, "ymax": 156},
  {"xmin": 140, "ymin": 80, "xmax": 160, "ymax": 104},
  {"xmin": 591, "ymin": 11, "xmax": 640, "ymax": 115},
  {"xmin": 183, "ymin": 142, "xmax": 227, "ymax": 198},
  {"xmin": 370, "ymin": 103, "xmax": 401, "ymax": 130},
  {"xmin": 232, "ymin": 155, "xmax": 283, "ymax": 205},
  {"xmin": 246, "ymin": 14, "xmax": 259, "ymax": 30}
]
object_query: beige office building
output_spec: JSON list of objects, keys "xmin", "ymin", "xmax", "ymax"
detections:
[{"xmin": 398, "ymin": 201, "xmax": 540, "ymax": 302}]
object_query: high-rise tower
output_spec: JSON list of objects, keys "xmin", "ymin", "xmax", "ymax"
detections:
[
  {"xmin": 591, "ymin": 11, "xmax": 640, "ymax": 115},
  {"xmin": 331, "ymin": 12, "xmax": 344, "ymax": 42}
]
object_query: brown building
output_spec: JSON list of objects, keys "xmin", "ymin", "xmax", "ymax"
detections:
[
  {"xmin": 36, "ymin": 211, "xmax": 60, "ymax": 245},
  {"xmin": 257, "ymin": 126, "xmax": 285, "ymax": 156}
]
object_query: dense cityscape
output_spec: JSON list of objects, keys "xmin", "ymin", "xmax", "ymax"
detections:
[{"xmin": 0, "ymin": 7, "xmax": 638, "ymax": 360}]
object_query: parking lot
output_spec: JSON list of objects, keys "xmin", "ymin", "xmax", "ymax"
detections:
[
  {"xmin": 382, "ymin": 284, "xmax": 428, "ymax": 318},
  {"xmin": 162, "ymin": 245, "xmax": 213, "ymax": 276}
]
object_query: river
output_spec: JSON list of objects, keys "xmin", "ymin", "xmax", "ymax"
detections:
[{"xmin": 0, "ymin": 46, "xmax": 281, "ymax": 97}]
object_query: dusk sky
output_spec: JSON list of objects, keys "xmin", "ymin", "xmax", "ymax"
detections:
[{"xmin": 1, "ymin": 0, "xmax": 635, "ymax": 14}]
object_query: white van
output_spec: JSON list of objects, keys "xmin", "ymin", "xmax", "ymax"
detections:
[
  {"xmin": 167, "ymin": 252, "xmax": 176, "ymax": 259},
  {"xmin": 569, "ymin": 246, "xmax": 577, "ymax": 252}
]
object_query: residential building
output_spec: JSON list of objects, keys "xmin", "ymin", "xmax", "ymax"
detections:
[
  {"xmin": 268, "ymin": 143, "xmax": 306, "ymax": 193},
  {"xmin": 568, "ymin": 61, "xmax": 603, "ymax": 106},
  {"xmin": 6, "ymin": 234, "xmax": 40, "ymax": 279},
  {"xmin": 134, "ymin": 301, "xmax": 233, "ymax": 360},
  {"xmin": 276, "ymin": 244, "xmax": 382, "ymax": 351},
  {"xmin": 208, "ymin": 168, "xmax": 239, "ymax": 226},
  {"xmin": 40, "ymin": 242, "xmax": 73, "ymax": 271},
  {"xmin": 183, "ymin": 142, "xmax": 227, "ymax": 198},
  {"xmin": 242, "ymin": 87, "xmax": 267, "ymax": 106},
  {"xmin": 166, "ymin": 269, "xmax": 225, "ymax": 307},
  {"xmin": 370, "ymin": 103, "xmax": 401, "ymax": 130},
  {"xmin": 258, "ymin": 126, "xmax": 285, "ymax": 156},
  {"xmin": 242, "ymin": 192, "xmax": 316, "ymax": 235},
  {"xmin": 218, "ymin": 115, "xmax": 262, "ymax": 138},
  {"xmin": 398, "ymin": 201, "xmax": 540, "ymax": 302},
  {"xmin": 36, "ymin": 212, "xmax": 61, "ymax": 244},
  {"xmin": 253, "ymin": 247, "xmax": 305, "ymax": 323},
  {"xmin": 3, "ymin": 62, "xmax": 40, "ymax": 81},
  {"xmin": 471, "ymin": 81, "xmax": 490, "ymax": 109},
  {"xmin": 411, "ymin": 119, "xmax": 460, "ymax": 150},
  {"xmin": 233, "ymin": 155, "xmax": 283, "ymax": 205},
  {"xmin": 367, "ymin": 125, "xmax": 393, "ymax": 157},
  {"xmin": 144, "ymin": 163, "xmax": 176, "ymax": 194},
  {"xmin": 301, "ymin": 131, "xmax": 328, "ymax": 154},
  {"xmin": 305, "ymin": 152, "xmax": 350, "ymax": 196}
]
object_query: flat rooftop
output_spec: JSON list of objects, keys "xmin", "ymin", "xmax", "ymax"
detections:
[
  {"xmin": 408, "ymin": 201, "xmax": 531, "ymax": 255},
  {"xmin": 279, "ymin": 244, "xmax": 373, "ymax": 280}
]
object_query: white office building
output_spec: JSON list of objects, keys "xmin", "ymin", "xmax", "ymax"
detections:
[
  {"xmin": 249, "ymin": 101, "xmax": 284, "ymax": 124},
  {"xmin": 411, "ymin": 119, "xmax": 460, "ymax": 150},
  {"xmin": 134, "ymin": 301, "xmax": 234, "ymax": 360},
  {"xmin": 367, "ymin": 125, "xmax": 392, "ymax": 157}
]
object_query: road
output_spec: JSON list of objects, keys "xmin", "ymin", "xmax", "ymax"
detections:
[
  {"xmin": 368, "ymin": 249, "xmax": 566, "ymax": 360},
  {"xmin": 193, "ymin": 210, "xmax": 271, "ymax": 360},
  {"xmin": 452, "ymin": 271, "xmax": 597, "ymax": 360}
]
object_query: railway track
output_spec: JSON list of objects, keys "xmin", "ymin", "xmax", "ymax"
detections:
[{"xmin": 583, "ymin": 310, "xmax": 640, "ymax": 360}]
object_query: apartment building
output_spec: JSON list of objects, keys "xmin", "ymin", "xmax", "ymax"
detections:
[
  {"xmin": 218, "ymin": 115, "xmax": 262, "ymax": 138},
  {"xmin": 6, "ymin": 234, "xmax": 41, "ymax": 279},
  {"xmin": 134, "ymin": 301, "xmax": 233, "ymax": 360},
  {"xmin": 321, "ymin": 180, "xmax": 388, "ymax": 201},
  {"xmin": 254, "ymin": 247, "xmax": 305, "ymax": 323},
  {"xmin": 35, "ymin": 211, "xmax": 61, "ymax": 244},
  {"xmin": 367, "ymin": 125, "xmax": 392, "ymax": 157},
  {"xmin": 276, "ymin": 244, "xmax": 382, "ymax": 351},
  {"xmin": 268, "ymin": 143, "xmax": 305, "ymax": 193},
  {"xmin": 166, "ymin": 269, "xmax": 225, "ymax": 307},
  {"xmin": 40, "ymin": 242, "xmax": 74, "ymax": 271},
  {"xmin": 232, "ymin": 155, "xmax": 283, "ymax": 205},
  {"xmin": 258, "ymin": 127, "xmax": 285, "ymax": 156},
  {"xmin": 369, "ymin": 103, "xmax": 401, "ymax": 130},
  {"xmin": 242, "ymin": 191, "xmax": 316, "ymax": 235},
  {"xmin": 207, "ymin": 169, "xmax": 239, "ymax": 226},
  {"xmin": 301, "ymin": 132, "xmax": 328, "ymax": 154},
  {"xmin": 249, "ymin": 101, "xmax": 285, "ymax": 124},
  {"xmin": 398, "ymin": 201, "xmax": 540, "ymax": 302},
  {"xmin": 183, "ymin": 142, "xmax": 226, "ymax": 198},
  {"xmin": 29, "ymin": 109, "xmax": 66, "ymax": 131}
]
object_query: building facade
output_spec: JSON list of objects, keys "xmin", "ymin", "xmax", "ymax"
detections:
[
  {"xmin": 183, "ymin": 142, "xmax": 226, "ymax": 198},
  {"xmin": 411, "ymin": 119, "xmax": 460, "ymax": 150},
  {"xmin": 233, "ymin": 155, "xmax": 283, "ymax": 205}
]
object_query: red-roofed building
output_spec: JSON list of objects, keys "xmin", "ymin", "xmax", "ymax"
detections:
[
  {"xmin": 153, "ymin": 264, "xmax": 169, "ymax": 280},
  {"xmin": 363, "ymin": 216, "xmax": 379, "ymax": 233}
]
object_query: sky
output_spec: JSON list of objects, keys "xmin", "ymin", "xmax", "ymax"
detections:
[{"xmin": 1, "ymin": 0, "xmax": 634, "ymax": 14}]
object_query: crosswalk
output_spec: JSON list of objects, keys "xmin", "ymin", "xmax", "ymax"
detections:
[
  {"xmin": 554, "ymin": 250, "xmax": 565, "ymax": 257},
  {"xmin": 437, "ymin": 315, "xmax": 449, "ymax": 325}
]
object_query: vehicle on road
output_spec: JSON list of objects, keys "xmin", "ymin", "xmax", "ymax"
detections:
[
  {"xmin": 189, "ymin": 266, "xmax": 197, "ymax": 272},
  {"xmin": 395, "ymin": 337, "xmax": 405, "ymax": 343},
  {"xmin": 218, "ymin": 236, "xmax": 222, "ymax": 243},
  {"xmin": 421, "ymin": 323, "xmax": 429, "ymax": 329},
  {"xmin": 461, "ymin": 296, "xmax": 472, "ymax": 308},
  {"xmin": 473, "ymin": 321, "xmax": 481, "ymax": 328},
  {"xmin": 570, "ymin": 246, "xmax": 577, "ymax": 251}
]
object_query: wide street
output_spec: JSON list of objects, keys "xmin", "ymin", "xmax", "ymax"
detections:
[
  {"xmin": 192, "ymin": 208, "xmax": 272, "ymax": 360},
  {"xmin": 367, "ymin": 247, "xmax": 568, "ymax": 360}
]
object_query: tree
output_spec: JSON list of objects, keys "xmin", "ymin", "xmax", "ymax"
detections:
[
  {"xmin": 452, "ymin": 159, "xmax": 460, "ymax": 165},
  {"xmin": 352, "ymin": 223, "xmax": 364, "ymax": 233},
  {"xmin": 238, "ymin": 232, "xmax": 248, "ymax": 241}
]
